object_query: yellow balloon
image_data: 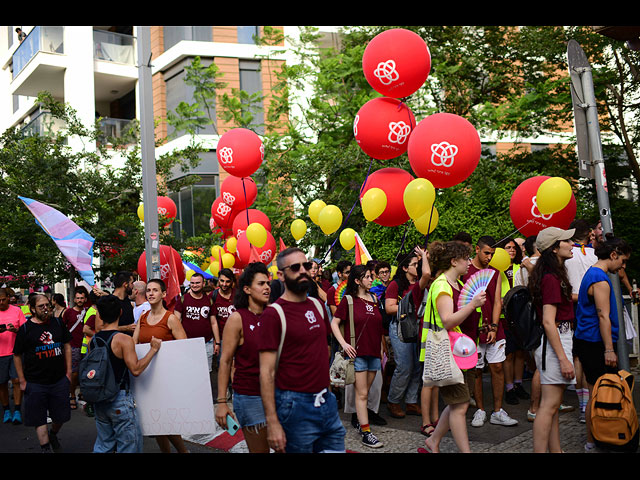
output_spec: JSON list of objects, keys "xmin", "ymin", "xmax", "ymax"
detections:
[
  {"xmin": 246, "ymin": 222, "xmax": 267, "ymax": 248},
  {"xmin": 318, "ymin": 205, "xmax": 343, "ymax": 235},
  {"xmin": 403, "ymin": 178, "xmax": 436, "ymax": 220},
  {"xmin": 137, "ymin": 203, "xmax": 144, "ymax": 222},
  {"xmin": 339, "ymin": 228, "xmax": 356, "ymax": 250},
  {"xmin": 536, "ymin": 177, "xmax": 572, "ymax": 214},
  {"xmin": 185, "ymin": 269, "xmax": 195, "ymax": 281},
  {"xmin": 308, "ymin": 200, "xmax": 327, "ymax": 225},
  {"xmin": 361, "ymin": 188, "xmax": 387, "ymax": 222},
  {"xmin": 221, "ymin": 252, "xmax": 236, "ymax": 268},
  {"xmin": 210, "ymin": 261, "xmax": 221, "ymax": 277},
  {"xmin": 268, "ymin": 265, "xmax": 278, "ymax": 275},
  {"xmin": 225, "ymin": 237, "xmax": 237, "ymax": 254},
  {"xmin": 291, "ymin": 219, "xmax": 307, "ymax": 241},
  {"xmin": 489, "ymin": 247, "xmax": 511, "ymax": 272},
  {"xmin": 211, "ymin": 245, "xmax": 224, "ymax": 258},
  {"xmin": 414, "ymin": 206, "xmax": 439, "ymax": 235}
]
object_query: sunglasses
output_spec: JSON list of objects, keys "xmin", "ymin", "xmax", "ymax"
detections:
[{"xmin": 282, "ymin": 261, "xmax": 313, "ymax": 272}]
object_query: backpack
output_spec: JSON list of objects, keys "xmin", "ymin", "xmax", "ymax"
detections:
[
  {"xmin": 502, "ymin": 286, "xmax": 544, "ymax": 351},
  {"xmin": 396, "ymin": 289, "xmax": 425, "ymax": 343},
  {"xmin": 378, "ymin": 289, "xmax": 393, "ymax": 331},
  {"xmin": 590, "ymin": 370, "xmax": 639, "ymax": 452},
  {"xmin": 78, "ymin": 331, "xmax": 126, "ymax": 404}
]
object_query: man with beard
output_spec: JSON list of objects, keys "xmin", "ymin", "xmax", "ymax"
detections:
[
  {"xmin": 212, "ymin": 269, "xmax": 235, "ymax": 342},
  {"xmin": 174, "ymin": 272, "xmax": 221, "ymax": 372},
  {"xmin": 258, "ymin": 247, "xmax": 345, "ymax": 453},
  {"xmin": 112, "ymin": 272, "xmax": 136, "ymax": 336},
  {"xmin": 13, "ymin": 294, "xmax": 72, "ymax": 452},
  {"xmin": 61, "ymin": 287, "xmax": 88, "ymax": 410}
]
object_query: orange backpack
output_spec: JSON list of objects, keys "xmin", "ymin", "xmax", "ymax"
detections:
[{"xmin": 589, "ymin": 369, "xmax": 639, "ymax": 452}]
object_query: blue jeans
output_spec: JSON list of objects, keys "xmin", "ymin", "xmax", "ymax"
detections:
[
  {"xmin": 388, "ymin": 321, "xmax": 422, "ymax": 405},
  {"xmin": 93, "ymin": 390, "xmax": 143, "ymax": 453},
  {"xmin": 275, "ymin": 388, "xmax": 346, "ymax": 453}
]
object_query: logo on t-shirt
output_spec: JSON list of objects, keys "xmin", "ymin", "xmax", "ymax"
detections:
[
  {"xmin": 365, "ymin": 303, "xmax": 374, "ymax": 313},
  {"xmin": 39, "ymin": 331, "xmax": 54, "ymax": 345},
  {"xmin": 305, "ymin": 310, "xmax": 317, "ymax": 324}
]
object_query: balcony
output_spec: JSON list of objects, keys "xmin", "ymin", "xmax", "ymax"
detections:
[
  {"xmin": 12, "ymin": 26, "xmax": 64, "ymax": 80},
  {"xmin": 21, "ymin": 111, "xmax": 66, "ymax": 138},
  {"xmin": 93, "ymin": 30, "xmax": 136, "ymax": 65},
  {"xmin": 97, "ymin": 117, "xmax": 136, "ymax": 146}
]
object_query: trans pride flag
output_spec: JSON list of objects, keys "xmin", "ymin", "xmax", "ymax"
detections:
[{"xmin": 19, "ymin": 196, "xmax": 96, "ymax": 285}]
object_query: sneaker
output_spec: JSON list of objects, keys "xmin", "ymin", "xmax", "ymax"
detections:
[
  {"xmin": 469, "ymin": 396, "xmax": 477, "ymax": 408},
  {"xmin": 12, "ymin": 410, "xmax": 22, "ymax": 425},
  {"xmin": 361, "ymin": 431, "xmax": 383, "ymax": 448},
  {"xmin": 3, "ymin": 410, "xmax": 12, "ymax": 424},
  {"xmin": 513, "ymin": 383, "xmax": 530, "ymax": 400},
  {"xmin": 584, "ymin": 442, "xmax": 599, "ymax": 453},
  {"xmin": 368, "ymin": 409, "xmax": 387, "ymax": 426},
  {"xmin": 350, "ymin": 413, "xmax": 360, "ymax": 430},
  {"xmin": 527, "ymin": 410, "xmax": 536, "ymax": 422},
  {"xmin": 471, "ymin": 409, "xmax": 487, "ymax": 427},
  {"xmin": 559, "ymin": 404, "xmax": 575, "ymax": 413},
  {"xmin": 579, "ymin": 410, "xmax": 586, "ymax": 423},
  {"xmin": 490, "ymin": 408, "xmax": 518, "ymax": 426},
  {"xmin": 505, "ymin": 388, "xmax": 519, "ymax": 405}
]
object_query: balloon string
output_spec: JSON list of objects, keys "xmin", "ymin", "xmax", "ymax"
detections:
[
  {"xmin": 241, "ymin": 178, "xmax": 250, "ymax": 226},
  {"xmin": 319, "ymin": 156, "xmax": 374, "ymax": 265},
  {"xmin": 422, "ymin": 199, "xmax": 437, "ymax": 248},
  {"xmin": 395, "ymin": 222, "xmax": 411, "ymax": 263},
  {"xmin": 492, "ymin": 220, "xmax": 534, "ymax": 248}
]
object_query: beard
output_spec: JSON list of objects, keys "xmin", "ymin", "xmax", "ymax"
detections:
[
  {"xmin": 35, "ymin": 310, "xmax": 52, "ymax": 322},
  {"xmin": 284, "ymin": 273, "xmax": 312, "ymax": 295}
]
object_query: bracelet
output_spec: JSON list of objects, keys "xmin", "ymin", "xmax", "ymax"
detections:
[
  {"xmin": 214, "ymin": 398, "xmax": 228, "ymax": 404},
  {"xmin": 604, "ymin": 349, "xmax": 615, "ymax": 354},
  {"xmin": 490, "ymin": 324, "xmax": 498, "ymax": 331}
]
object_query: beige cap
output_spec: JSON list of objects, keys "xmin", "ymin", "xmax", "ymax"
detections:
[{"xmin": 535, "ymin": 227, "xmax": 576, "ymax": 252}]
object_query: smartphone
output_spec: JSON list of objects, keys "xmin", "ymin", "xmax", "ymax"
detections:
[
  {"xmin": 226, "ymin": 414, "xmax": 240, "ymax": 436},
  {"xmin": 0, "ymin": 324, "xmax": 6, "ymax": 333}
]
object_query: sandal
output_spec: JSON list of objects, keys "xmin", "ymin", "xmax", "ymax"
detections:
[
  {"xmin": 70, "ymin": 396, "xmax": 77, "ymax": 410},
  {"xmin": 420, "ymin": 423, "xmax": 435, "ymax": 437}
]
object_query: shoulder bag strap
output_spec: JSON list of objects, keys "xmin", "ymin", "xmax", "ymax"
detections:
[
  {"xmin": 269, "ymin": 304, "xmax": 287, "ymax": 371},
  {"xmin": 345, "ymin": 295, "xmax": 356, "ymax": 348}
]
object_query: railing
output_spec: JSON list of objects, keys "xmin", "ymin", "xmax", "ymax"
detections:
[
  {"xmin": 21, "ymin": 111, "xmax": 66, "ymax": 138},
  {"xmin": 12, "ymin": 26, "xmax": 64, "ymax": 79},
  {"xmin": 93, "ymin": 30, "xmax": 136, "ymax": 65},
  {"xmin": 97, "ymin": 117, "xmax": 136, "ymax": 144}
]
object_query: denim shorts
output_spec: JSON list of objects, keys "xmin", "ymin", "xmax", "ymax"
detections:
[
  {"xmin": 354, "ymin": 355, "xmax": 381, "ymax": 372},
  {"xmin": 275, "ymin": 388, "xmax": 345, "ymax": 453},
  {"xmin": 232, "ymin": 393, "xmax": 266, "ymax": 429},
  {"xmin": 93, "ymin": 390, "xmax": 143, "ymax": 453},
  {"xmin": 23, "ymin": 376, "xmax": 71, "ymax": 427}
]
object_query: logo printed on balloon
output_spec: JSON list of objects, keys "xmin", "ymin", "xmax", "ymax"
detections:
[
  {"xmin": 216, "ymin": 202, "xmax": 232, "ymax": 217},
  {"xmin": 353, "ymin": 115, "xmax": 359, "ymax": 136},
  {"xmin": 158, "ymin": 207, "xmax": 168, "ymax": 215},
  {"xmin": 430, "ymin": 142, "xmax": 458, "ymax": 168},
  {"xmin": 388, "ymin": 121, "xmax": 411, "ymax": 145},
  {"xmin": 531, "ymin": 196, "xmax": 553, "ymax": 221},
  {"xmin": 218, "ymin": 147, "xmax": 234, "ymax": 165},
  {"xmin": 222, "ymin": 192, "xmax": 236, "ymax": 206},
  {"xmin": 260, "ymin": 144, "xmax": 265, "ymax": 160},
  {"xmin": 260, "ymin": 249, "xmax": 273, "ymax": 263},
  {"xmin": 374, "ymin": 59, "xmax": 400, "ymax": 86},
  {"xmin": 160, "ymin": 263, "xmax": 171, "ymax": 281}
]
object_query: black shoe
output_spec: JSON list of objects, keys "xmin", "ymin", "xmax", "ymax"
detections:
[
  {"xmin": 505, "ymin": 388, "xmax": 519, "ymax": 405},
  {"xmin": 368, "ymin": 409, "xmax": 387, "ymax": 426},
  {"xmin": 361, "ymin": 431, "xmax": 383, "ymax": 448},
  {"xmin": 350, "ymin": 413, "xmax": 360, "ymax": 430},
  {"xmin": 48, "ymin": 430, "xmax": 61, "ymax": 451},
  {"xmin": 513, "ymin": 383, "xmax": 530, "ymax": 400}
]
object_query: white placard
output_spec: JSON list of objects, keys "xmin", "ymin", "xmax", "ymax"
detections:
[{"xmin": 132, "ymin": 338, "xmax": 215, "ymax": 436}]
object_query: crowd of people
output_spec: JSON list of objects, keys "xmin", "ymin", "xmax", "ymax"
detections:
[{"xmin": 0, "ymin": 217, "xmax": 635, "ymax": 454}]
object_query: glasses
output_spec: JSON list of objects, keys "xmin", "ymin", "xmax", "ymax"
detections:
[
  {"xmin": 36, "ymin": 304, "xmax": 49, "ymax": 310},
  {"xmin": 378, "ymin": 269, "xmax": 390, "ymax": 275},
  {"xmin": 282, "ymin": 261, "xmax": 313, "ymax": 272}
]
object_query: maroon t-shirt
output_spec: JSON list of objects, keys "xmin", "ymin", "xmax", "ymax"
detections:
[
  {"xmin": 538, "ymin": 273, "xmax": 574, "ymax": 324},
  {"xmin": 326, "ymin": 285, "xmax": 337, "ymax": 308},
  {"xmin": 460, "ymin": 264, "xmax": 504, "ymax": 343},
  {"xmin": 62, "ymin": 307, "xmax": 86, "ymax": 348},
  {"xmin": 334, "ymin": 294, "xmax": 383, "ymax": 358},
  {"xmin": 174, "ymin": 292, "xmax": 214, "ymax": 342},
  {"xmin": 213, "ymin": 289, "xmax": 235, "ymax": 337},
  {"xmin": 258, "ymin": 297, "xmax": 330, "ymax": 393},
  {"xmin": 231, "ymin": 309, "xmax": 261, "ymax": 396}
]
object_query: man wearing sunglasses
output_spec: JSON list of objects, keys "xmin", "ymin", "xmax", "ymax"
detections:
[{"xmin": 258, "ymin": 248, "xmax": 346, "ymax": 453}]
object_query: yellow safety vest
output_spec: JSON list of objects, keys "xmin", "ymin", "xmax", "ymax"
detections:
[
  {"xmin": 499, "ymin": 264, "xmax": 520, "ymax": 318},
  {"xmin": 80, "ymin": 305, "xmax": 97, "ymax": 354}
]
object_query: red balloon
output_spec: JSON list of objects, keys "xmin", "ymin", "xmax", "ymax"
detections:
[
  {"xmin": 354, "ymin": 97, "xmax": 416, "ymax": 160},
  {"xmin": 236, "ymin": 230, "xmax": 276, "ymax": 266},
  {"xmin": 362, "ymin": 28, "xmax": 431, "ymax": 99},
  {"xmin": 359, "ymin": 167, "xmax": 414, "ymax": 227},
  {"xmin": 211, "ymin": 197, "xmax": 238, "ymax": 230},
  {"xmin": 156, "ymin": 196, "xmax": 177, "ymax": 227},
  {"xmin": 220, "ymin": 175, "xmax": 258, "ymax": 211},
  {"xmin": 407, "ymin": 113, "xmax": 481, "ymax": 189},
  {"xmin": 231, "ymin": 208, "xmax": 272, "ymax": 239},
  {"xmin": 216, "ymin": 128, "xmax": 264, "ymax": 178},
  {"xmin": 137, "ymin": 245, "xmax": 185, "ymax": 284},
  {"xmin": 510, "ymin": 176, "xmax": 577, "ymax": 238}
]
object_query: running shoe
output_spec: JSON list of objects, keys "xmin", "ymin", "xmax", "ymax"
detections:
[
  {"xmin": 471, "ymin": 409, "xmax": 487, "ymax": 427},
  {"xmin": 490, "ymin": 408, "xmax": 518, "ymax": 426}
]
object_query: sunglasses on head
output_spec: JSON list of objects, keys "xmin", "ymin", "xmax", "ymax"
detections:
[{"xmin": 282, "ymin": 261, "xmax": 313, "ymax": 272}]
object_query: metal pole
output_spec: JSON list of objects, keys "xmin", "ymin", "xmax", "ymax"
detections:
[{"xmin": 136, "ymin": 26, "xmax": 161, "ymax": 281}]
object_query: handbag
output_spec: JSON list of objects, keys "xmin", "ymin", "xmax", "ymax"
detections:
[
  {"xmin": 421, "ymin": 287, "xmax": 464, "ymax": 388},
  {"xmin": 330, "ymin": 295, "xmax": 357, "ymax": 387}
]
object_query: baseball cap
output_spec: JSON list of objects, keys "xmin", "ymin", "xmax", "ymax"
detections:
[
  {"xmin": 535, "ymin": 227, "xmax": 575, "ymax": 252},
  {"xmin": 448, "ymin": 331, "xmax": 478, "ymax": 370}
]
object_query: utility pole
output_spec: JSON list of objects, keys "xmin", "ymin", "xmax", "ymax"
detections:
[
  {"xmin": 137, "ymin": 26, "xmax": 161, "ymax": 281},
  {"xmin": 567, "ymin": 39, "xmax": 629, "ymax": 371}
]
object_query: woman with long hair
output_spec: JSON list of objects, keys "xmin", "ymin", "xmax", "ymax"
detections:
[
  {"xmin": 528, "ymin": 227, "xmax": 576, "ymax": 453},
  {"xmin": 421, "ymin": 241, "xmax": 486, "ymax": 453},
  {"xmin": 331, "ymin": 264, "xmax": 385, "ymax": 448},
  {"xmin": 215, "ymin": 262, "xmax": 271, "ymax": 453},
  {"xmin": 575, "ymin": 233, "xmax": 631, "ymax": 452}
]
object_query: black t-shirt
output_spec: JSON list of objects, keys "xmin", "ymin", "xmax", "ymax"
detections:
[
  {"xmin": 13, "ymin": 317, "xmax": 72, "ymax": 384},
  {"xmin": 118, "ymin": 298, "xmax": 135, "ymax": 335}
]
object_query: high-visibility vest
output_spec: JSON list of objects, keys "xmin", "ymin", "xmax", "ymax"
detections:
[
  {"xmin": 499, "ymin": 264, "xmax": 520, "ymax": 318},
  {"xmin": 80, "ymin": 305, "xmax": 97, "ymax": 354},
  {"xmin": 20, "ymin": 305, "xmax": 31, "ymax": 319}
]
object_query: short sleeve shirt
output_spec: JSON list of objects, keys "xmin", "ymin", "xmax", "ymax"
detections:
[
  {"xmin": 539, "ymin": 273, "xmax": 574, "ymax": 324},
  {"xmin": 174, "ymin": 292, "xmax": 214, "ymax": 341},
  {"xmin": 461, "ymin": 263, "xmax": 503, "ymax": 343},
  {"xmin": 334, "ymin": 294, "xmax": 383, "ymax": 358},
  {"xmin": 0, "ymin": 305, "xmax": 27, "ymax": 357},
  {"xmin": 62, "ymin": 307, "xmax": 86, "ymax": 348},
  {"xmin": 213, "ymin": 290, "xmax": 236, "ymax": 337}
]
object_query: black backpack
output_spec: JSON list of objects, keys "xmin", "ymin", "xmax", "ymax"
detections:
[
  {"xmin": 396, "ymin": 289, "xmax": 424, "ymax": 343},
  {"xmin": 79, "ymin": 331, "xmax": 125, "ymax": 404},
  {"xmin": 502, "ymin": 286, "xmax": 544, "ymax": 351}
]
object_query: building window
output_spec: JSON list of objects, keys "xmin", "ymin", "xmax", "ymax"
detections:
[
  {"xmin": 164, "ymin": 26, "xmax": 212, "ymax": 51},
  {"xmin": 170, "ymin": 175, "xmax": 218, "ymax": 239},
  {"xmin": 237, "ymin": 26, "xmax": 259, "ymax": 45},
  {"xmin": 531, "ymin": 143, "xmax": 549, "ymax": 152},
  {"xmin": 239, "ymin": 60, "xmax": 263, "ymax": 133}
]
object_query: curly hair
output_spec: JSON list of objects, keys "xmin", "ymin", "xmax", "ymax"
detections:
[
  {"xmin": 428, "ymin": 241, "xmax": 470, "ymax": 276},
  {"xmin": 233, "ymin": 262, "xmax": 270, "ymax": 309}
]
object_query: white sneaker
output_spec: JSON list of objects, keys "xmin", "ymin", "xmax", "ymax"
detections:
[
  {"xmin": 490, "ymin": 408, "xmax": 518, "ymax": 426},
  {"xmin": 527, "ymin": 410, "xmax": 536, "ymax": 422},
  {"xmin": 471, "ymin": 409, "xmax": 486, "ymax": 427}
]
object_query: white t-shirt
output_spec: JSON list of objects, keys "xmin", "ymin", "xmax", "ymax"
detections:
[
  {"xmin": 565, "ymin": 245, "xmax": 597, "ymax": 295},
  {"xmin": 514, "ymin": 256, "xmax": 538, "ymax": 288},
  {"xmin": 133, "ymin": 301, "xmax": 151, "ymax": 323}
]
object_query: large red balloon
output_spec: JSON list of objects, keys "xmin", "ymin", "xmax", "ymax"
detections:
[
  {"xmin": 137, "ymin": 245, "xmax": 185, "ymax": 285},
  {"xmin": 236, "ymin": 230, "xmax": 276, "ymax": 266},
  {"xmin": 231, "ymin": 208, "xmax": 272, "ymax": 239},
  {"xmin": 211, "ymin": 196, "xmax": 238, "ymax": 230},
  {"xmin": 407, "ymin": 113, "xmax": 481, "ymax": 189},
  {"xmin": 362, "ymin": 28, "xmax": 431, "ymax": 99},
  {"xmin": 216, "ymin": 128, "xmax": 264, "ymax": 178},
  {"xmin": 220, "ymin": 175, "xmax": 258, "ymax": 211},
  {"xmin": 510, "ymin": 176, "xmax": 577, "ymax": 238},
  {"xmin": 354, "ymin": 97, "xmax": 416, "ymax": 160},
  {"xmin": 156, "ymin": 196, "xmax": 177, "ymax": 227},
  {"xmin": 359, "ymin": 167, "xmax": 414, "ymax": 227}
]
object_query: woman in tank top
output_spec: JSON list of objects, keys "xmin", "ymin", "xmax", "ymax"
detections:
[
  {"xmin": 132, "ymin": 278, "xmax": 188, "ymax": 453},
  {"xmin": 215, "ymin": 262, "xmax": 271, "ymax": 453}
]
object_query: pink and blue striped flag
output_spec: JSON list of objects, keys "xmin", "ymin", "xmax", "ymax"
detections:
[{"xmin": 19, "ymin": 196, "xmax": 96, "ymax": 286}]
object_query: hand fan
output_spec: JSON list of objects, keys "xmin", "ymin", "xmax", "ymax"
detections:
[
  {"xmin": 334, "ymin": 279, "xmax": 348, "ymax": 305},
  {"xmin": 457, "ymin": 269, "xmax": 495, "ymax": 310}
]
